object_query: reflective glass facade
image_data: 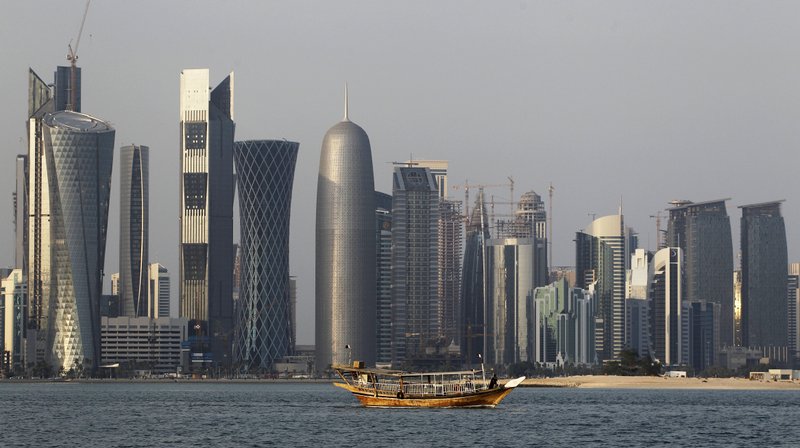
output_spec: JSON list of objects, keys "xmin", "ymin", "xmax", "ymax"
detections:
[
  {"xmin": 233, "ymin": 140, "xmax": 299, "ymax": 371},
  {"xmin": 179, "ymin": 69, "xmax": 235, "ymax": 365},
  {"xmin": 740, "ymin": 201, "xmax": 788, "ymax": 349},
  {"xmin": 667, "ymin": 199, "xmax": 733, "ymax": 348},
  {"xmin": 120, "ymin": 145, "xmax": 149, "ymax": 317},
  {"xmin": 43, "ymin": 110, "xmax": 115, "ymax": 372},
  {"xmin": 461, "ymin": 191, "xmax": 490, "ymax": 366}
]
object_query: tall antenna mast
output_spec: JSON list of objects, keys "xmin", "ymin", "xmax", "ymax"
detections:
[{"xmin": 66, "ymin": 0, "xmax": 91, "ymax": 112}]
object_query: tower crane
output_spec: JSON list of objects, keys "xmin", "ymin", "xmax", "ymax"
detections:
[{"xmin": 66, "ymin": 0, "xmax": 91, "ymax": 112}]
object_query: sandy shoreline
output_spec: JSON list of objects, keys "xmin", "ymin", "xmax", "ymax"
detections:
[{"xmin": 519, "ymin": 375, "xmax": 800, "ymax": 390}]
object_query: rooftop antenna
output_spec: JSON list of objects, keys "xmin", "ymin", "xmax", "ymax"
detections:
[{"xmin": 66, "ymin": 0, "xmax": 91, "ymax": 112}]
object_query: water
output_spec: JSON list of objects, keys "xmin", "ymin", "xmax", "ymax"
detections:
[{"xmin": 2, "ymin": 382, "xmax": 798, "ymax": 447}]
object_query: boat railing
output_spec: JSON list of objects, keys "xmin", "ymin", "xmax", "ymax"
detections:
[{"xmin": 354, "ymin": 379, "xmax": 488, "ymax": 397}]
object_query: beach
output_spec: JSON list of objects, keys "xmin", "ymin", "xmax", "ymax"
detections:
[{"xmin": 520, "ymin": 375, "xmax": 800, "ymax": 390}]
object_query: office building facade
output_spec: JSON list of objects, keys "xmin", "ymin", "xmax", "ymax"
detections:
[
  {"xmin": 233, "ymin": 140, "xmax": 299, "ymax": 371},
  {"xmin": 740, "ymin": 201, "xmax": 788, "ymax": 350},
  {"xmin": 120, "ymin": 145, "xmax": 149, "ymax": 317},
  {"xmin": 43, "ymin": 110, "xmax": 115, "ymax": 372},
  {"xmin": 100, "ymin": 316, "xmax": 188, "ymax": 374},
  {"xmin": 666, "ymin": 199, "xmax": 733, "ymax": 348},
  {"xmin": 391, "ymin": 167, "xmax": 440, "ymax": 366},
  {"xmin": 789, "ymin": 263, "xmax": 800, "ymax": 360},
  {"xmin": 1, "ymin": 269, "xmax": 26, "ymax": 372},
  {"xmin": 461, "ymin": 190, "xmax": 490, "ymax": 366},
  {"xmin": 26, "ymin": 69, "xmax": 55, "ymax": 365},
  {"xmin": 179, "ymin": 69, "xmax": 235, "ymax": 366},
  {"xmin": 315, "ymin": 92, "xmax": 376, "ymax": 371}
]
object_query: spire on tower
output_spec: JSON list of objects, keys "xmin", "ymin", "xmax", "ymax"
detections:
[{"xmin": 343, "ymin": 83, "xmax": 350, "ymax": 122}]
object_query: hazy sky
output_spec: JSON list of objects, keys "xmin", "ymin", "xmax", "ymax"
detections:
[{"xmin": 1, "ymin": 1, "xmax": 798, "ymax": 345}]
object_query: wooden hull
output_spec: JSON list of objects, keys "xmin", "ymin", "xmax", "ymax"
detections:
[{"xmin": 333, "ymin": 382, "xmax": 516, "ymax": 408}]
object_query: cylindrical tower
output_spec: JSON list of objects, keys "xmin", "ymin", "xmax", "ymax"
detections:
[
  {"xmin": 233, "ymin": 140, "xmax": 299, "ymax": 371},
  {"xmin": 316, "ymin": 92, "xmax": 376, "ymax": 372},
  {"xmin": 43, "ymin": 110, "xmax": 115, "ymax": 373},
  {"xmin": 120, "ymin": 145, "xmax": 149, "ymax": 317}
]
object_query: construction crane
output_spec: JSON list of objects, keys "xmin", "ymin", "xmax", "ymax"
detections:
[
  {"xmin": 66, "ymin": 0, "xmax": 91, "ymax": 112},
  {"xmin": 649, "ymin": 211, "xmax": 666, "ymax": 250},
  {"xmin": 450, "ymin": 179, "xmax": 514, "ymax": 223}
]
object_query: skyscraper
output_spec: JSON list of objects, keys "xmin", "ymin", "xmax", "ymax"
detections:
[
  {"xmin": 315, "ymin": 89, "xmax": 376, "ymax": 371},
  {"xmin": 486, "ymin": 236, "xmax": 535, "ymax": 365},
  {"xmin": 233, "ymin": 140, "xmax": 299, "ymax": 371},
  {"xmin": 740, "ymin": 201, "xmax": 788, "ymax": 351},
  {"xmin": 43, "ymin": 110, "xmax": 115, "ymax": 372},
  {"xmin": 534, "ymin": 278, "xmax": 595, "ymax": 365},
  {"xmin": 179, "ymin": 69, "xmax": 235, "ymax": 366},
  {"xmin": 461, "ymin": 190, "xmax": 490, "ymax": 366},
  {"xmin": 649, "ymin": 247, "xmax": 683, "ymax": 366},
  {"xmin": 575, "ymin": 214, "xmax": 626, "ymax": 362},
  {"xmin": 26, "ymin": 69, "xmax": 55, "ymax": 365},
  {"xmin": 119, "ymin": 145, "xmax": 149, "ymax": 317},
  {"xmin": 438, "ymin": 199, "xmax": 463, "ymax": 351},
  {"xmin": 53, "ymin": 66, "xmax": 81, "ymax": 113},
  {"xmin": 788, "ymin": 263, "xmax": 800, "ymax": 360},
  {"xmin": 147, "ymin": 263, "xmax": 170, "ymax": 318},
  {"xmin": 391, "ymin": 167, "xmax": 440, "ymax": 366},
  {"xmin": 14, "ymin": 155, "xmax": 26, "ymax": 271},
  {"xmin": 666, "ymin": 199, "xmax": 734, "ymax": 348}
]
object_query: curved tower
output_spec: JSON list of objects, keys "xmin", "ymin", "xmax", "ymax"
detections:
[
  {"xmin": 43, "ymin": 110, "xmax": 115, "ymax": 372},
  {"xmin": 120, "ymin": 145, "xmax": 149, "ymax": 317},
  {"xmin": 316, "ymin": 88, "xmax": 376, "ymax": 371},
  {"xmin": 233, "ymin": 140, "xmax": 299, "ymax": 371}
]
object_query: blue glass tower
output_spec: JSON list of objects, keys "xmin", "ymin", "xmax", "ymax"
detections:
[{"xmin": 233, "ymin": 140, "xmax": 299, "ymax": 370}]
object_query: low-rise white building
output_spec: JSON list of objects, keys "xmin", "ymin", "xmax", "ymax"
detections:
[{"xmin": 101, "ymin": 316, "xmax": 188, "ymax": 374}]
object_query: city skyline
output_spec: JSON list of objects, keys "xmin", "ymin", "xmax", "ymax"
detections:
[{"xmin": 1, "ymin": 1, "xmax": 799, "ymax": 346}]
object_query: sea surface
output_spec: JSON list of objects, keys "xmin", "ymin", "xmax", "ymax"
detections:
[{"xmin": 2, "ymin": 381, "xmax": 799, "ymax": 447}]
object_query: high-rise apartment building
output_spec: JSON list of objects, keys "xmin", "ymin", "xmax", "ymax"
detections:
[
  {"xmin": 375, "ymin": 192, "xmax": 393, "ymax": 365},
  {"xmin": 666, "ymin": 199, "xmax": 733, "ymax": 348},
  {"xmin": 534, "ymin": 278, "xmax": 595, "ymax": 365},
  {"xmin": 740, "ymin": 201, "xmax": 788, "ymax": 351},
  {"xmin": 119, "ymin": 145, "xmax": 149, "ymax": 317},
  {"xmin": 408, "ymin": 160, "xmax": 448, "ymax": 199},
  {"xmin": 461, "ymin": 190, "xmax": 490, "ymax": 366},
  {"xmin": 496, "ymin": 191, "xmax": 548, "ymax": 288},
  {"xmin": 233, "ymin": 140, "xmax": 299, "ymax": 370},
  {"xmin": 148, "ymin": 263, "xmax": 170, "ymax": 318},
  {"xmin": 575, "ymin": 214, "xmax": 627, "ymax": 361},
  {"xmin": 315, "ymin": 91, "xmax": 376, "ymax": 371},
  {"xmin": 179, "ymin": 69, "xmax": 235, "ymax": 366},
  {"xmin": 43, "ymin": 110, "xmax": 115, "ymax": 372},
  {"xmin": 391, "ymin": 167, "xmax": 440, "ymax": 366}
]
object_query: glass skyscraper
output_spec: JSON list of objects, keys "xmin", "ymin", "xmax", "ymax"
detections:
[
  {"xmin": 119, "ymin": 145, "xmax": 149, "ymax": 317},
  {"xmin": 666, "ymin": 199, "xmax": 733, "ymax": 348},
  {"xmin": 375, "ymin": 191, "xmax": 393, "ymax": 365},
  {"xmin": 461, "ymin": 190, "xmax": 490, "ymax": 366},
  {"xmin": 179, "ymin": 69, "xmax": 235, "ymax": 366},
  {"xmin": 315, "ymin": 91, "xmax": 376, "ymax": 372},
  {"xmin": 233, "ymin": 140, "xmax": 299, "ymax": 371},
  {"xmin": 43, "ymin": 110, "xmax": 115, "ymax": 372},
  {"xmin": 740, "ymin": 201, "xmax": 788, "ymax": 350}
]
